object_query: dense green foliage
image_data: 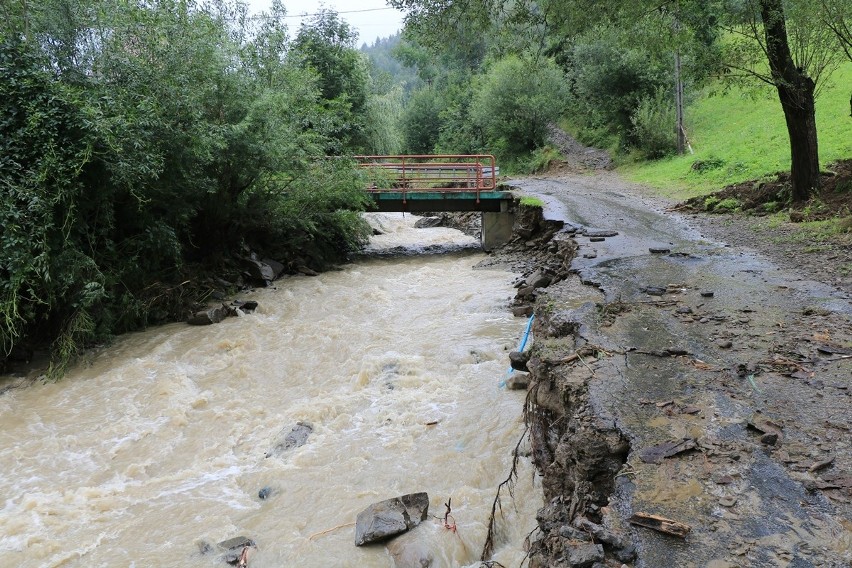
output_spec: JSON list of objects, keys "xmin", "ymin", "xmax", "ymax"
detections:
[
  {"xmin": 471, "ymin": 55, "xmax": 567, "ymax": 155},
  {"xmin": 389, "ymin": 0, "xmax": 850, "ymax": 194},
  {"xmin": 0, "ymin": 0, "xmax": 382, "ymax": 373},
  {"xmin": 3, "ymin": 0, "xmax": 850, "ymax": 372}
]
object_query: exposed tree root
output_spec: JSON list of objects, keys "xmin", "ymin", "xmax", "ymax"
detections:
[{"xmin": 480, "ymin": 425, "xmax": 529, "ymax": 561}]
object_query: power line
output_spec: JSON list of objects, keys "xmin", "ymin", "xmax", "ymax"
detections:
[{"xmin": 248, "ymin": 7, "xmax": 398, "ymax": 20}]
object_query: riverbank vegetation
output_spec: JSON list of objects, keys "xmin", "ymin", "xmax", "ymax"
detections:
[
  {"xmin": 0, "ymin": 0, "xmax": 385, "ymax": 373},
  {"xmin": 3, "ymin": 0, "xmax": 851, "ymax": 373}
]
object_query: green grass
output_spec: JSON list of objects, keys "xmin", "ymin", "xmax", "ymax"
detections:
[
  {"xmin": 520, "ymin": 195, "xmax": 545, "ymax": 207},
  {"xmin": 621, "ymin": 61, "xmax": 852, "ymax": 200},
  {"xmin": 750, "ymin": 212, "xmax": 852, "ymax": 244}
]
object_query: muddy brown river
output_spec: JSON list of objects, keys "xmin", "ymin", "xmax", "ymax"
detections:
[{"xmin": 0, "ymin": 214, "xmax": 540, "ymax": 567}]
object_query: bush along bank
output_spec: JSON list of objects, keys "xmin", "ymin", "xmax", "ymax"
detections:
[{"xmin": 1, "ymin": 0, "xmax": 379, "ymax": 377}]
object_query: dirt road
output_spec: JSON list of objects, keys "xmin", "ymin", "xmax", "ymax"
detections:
[{"xmin": 508, "ymin": 172, "xmax": 852, "ymax": 567}]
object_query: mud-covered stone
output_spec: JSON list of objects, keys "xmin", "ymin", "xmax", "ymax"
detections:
[
  {"xmin": 265, "ymin": 422, "xmax": 313, "ymax": 458},
  {"xmin": 506, "ymin": 372, "xmax": 531, "ymax": 390},
  {"xmin": 354, "ymin": 492, "xmax": 429, "ymax": 546},
  {"xmin": 565, "ymin": 542, "xmax": 604, "ymax": 567},
  {"xmin": 414, "ymin": 216, "xmax": 442, "ymax": 228},
  {"xmin": 513, "ymin": 305, "xmax": 534, "ymax": 317},
  {"xmin": 218, "ymin": 536, "xmax": 256, "ymax": 564},
  {"xmin": 233, "ymin": 300, "xmax": 258, "ymax": 314},
  {"xmin": 526, "ymin": 269, "xmax": 553, "ymax": 289},
  {"xmin": 516, "ymin": 285, "xmax": 536, "ymax": 300},
  {"xmin": 187, "ymin": 306, "xmax": 228, "ymax": 325},
  {"xmin": 261, "ymin": 258, "xmax": 285, "ymax": 280},
  {"xmin": 639, "ymin": 438, "xmax": 697, "ymax": 464},
  {"xmin": 509, "ymin": 350, "xmax": 531, "ymax": 372},
  {"xmin": 584, "ymin": 229, "xmax": 618, "ymax": 238},
  {"xmin": 242, "ymin": 257, "xmax": 276, "ymax": 283}
]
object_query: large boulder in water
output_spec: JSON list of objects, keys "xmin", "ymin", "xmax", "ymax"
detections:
[
  {"xmin": 261, "ymin": 258, "xmax": 285, "ymax": 280},
  {"xmin": 242, "ymin": 257, "xmax": 276, "ymax": 284},
  {"xmin": 385, "ymin": 519, "xmax": 470, "ymax": 568},
  {"xmin": 217, "ymin": 535, "xmax": 256, "ymax": 565},
  {"xmin": 509, "ymin": 350, "xmax": 531, "ymax": 372},
  {"xmin": 354, "ymin": 492, "xmax": 430, "ymax": 546}
]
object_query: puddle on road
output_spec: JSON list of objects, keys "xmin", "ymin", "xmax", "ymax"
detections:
[{"xmin": 634, "ymin": 467, "xmax": 705, "ymax": 505}]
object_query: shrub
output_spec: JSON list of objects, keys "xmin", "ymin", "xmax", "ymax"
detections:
[
  {"xmin": 563, "ymin": 37, "xmax": 673, "ymax": 151},
  {"xmin": 520, "ymin": 196, "xmax": 545, "ymax": 207},
  {"xmin": 715, "ymin": 198, "xmax": 742, "ymax": 212},
  {"xmin": 691, "ymin": 157, "xmax": 726, "ymax": 172},
  {"xmin": 525, "ymin": 146, "xmax": 563, "ymax": 173},
  {"xmin": 401, "ymin": 86, "xmax": 443, "ymax": 153},
  {"xmin": 703, "ymin": 196, "xmax": 720, "ymax": 210},
  {"xmin": 0, "ymin": 3, "xmax": 377, "ymax": 373},
  {"xmin": 470, "ymin": 55, "xmax": 568, "ymax": 157},
  {"xmin": 631, "ymin": 88, "xmax": 677, "ymax": 159}
]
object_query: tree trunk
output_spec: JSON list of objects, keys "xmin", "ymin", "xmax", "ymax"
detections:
[{"xmin": 759, "ymin": 0, "xmax": 821, "ymax": 202}]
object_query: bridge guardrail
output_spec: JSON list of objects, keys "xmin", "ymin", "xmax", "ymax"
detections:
[{"xmin": 354, "ymin": 155, "xmax": 498, "ymax": 204}]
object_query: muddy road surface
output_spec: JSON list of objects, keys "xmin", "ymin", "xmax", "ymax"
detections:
[{"xmin": 508, "ymin": 172, "xmax": 852, "ymax": 567}]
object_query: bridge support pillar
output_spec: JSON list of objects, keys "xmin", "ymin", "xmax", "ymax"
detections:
[{"xmin": 481, "ymin": 201, "xmax": 514, "ymax": 251}]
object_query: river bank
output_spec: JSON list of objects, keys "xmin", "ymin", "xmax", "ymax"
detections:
[{"xmin": 507, "ymin": 171, "xmax": 852, "ymax": 567}]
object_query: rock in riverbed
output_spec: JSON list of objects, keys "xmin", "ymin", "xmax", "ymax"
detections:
[
  {"xmin": 354, "ymin": 492, "xmax": 429, "ymax": 546},
  {"xmin": 265, "ymin": 422, "xmax": 313, "ymax": 458},
  {"xmin": 217, "ymin": 536, "xmax": 256, "ymax": 565},
  {"xmin": 509, "ymin": 350, "xmax": 531, "ymax": 372},
  {"xmin": 187, "ymin": 305, "xmax": 228, "ymax": 325}
]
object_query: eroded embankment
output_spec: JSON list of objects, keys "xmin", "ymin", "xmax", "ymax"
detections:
[
  {"xmin": 516, "ymin": 274, "xmax": 638, "ymax": 567},
  {"xmin": 484, "ymin": 204, "xmax": 637, "ymax": 566},
  {"xmin": 503, "ymin": 195, "xmax": 852, "ymax": 568}
]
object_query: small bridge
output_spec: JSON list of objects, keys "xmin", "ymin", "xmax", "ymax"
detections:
[{"xmin": 355, "ymin": 155, "xmax": 515, "ymax": 250}]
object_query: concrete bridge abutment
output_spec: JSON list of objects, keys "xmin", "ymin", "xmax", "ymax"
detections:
[{"xmin": 481, "ymin": 200, "xmax": 514, "ymax": 251}]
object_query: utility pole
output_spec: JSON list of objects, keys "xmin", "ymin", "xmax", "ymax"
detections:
[
  {"xmin": 675, "ymin": 51, "xmax": 685, "ymax": 155},
  {"xmin": 22, "ymin": 0, "xmax": 31, "ymax": 38},
  {"xmin": 674, "ymin": 0, "xmax": 685, "ymax": 155}
]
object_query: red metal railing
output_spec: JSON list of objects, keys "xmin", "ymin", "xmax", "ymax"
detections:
[{"xmin": 354, "ymin": 155, "xmax": 498, "ymax": 203}]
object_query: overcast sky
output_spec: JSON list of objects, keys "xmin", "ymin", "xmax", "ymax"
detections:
[{"xmin": 245, "ymin": 0, "xmax": 406, "ymax": 45}]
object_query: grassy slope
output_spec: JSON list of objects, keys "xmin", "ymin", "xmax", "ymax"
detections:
[{"xmin": 621, "ymin": 62, "xmax": 852, "ymax": 200}]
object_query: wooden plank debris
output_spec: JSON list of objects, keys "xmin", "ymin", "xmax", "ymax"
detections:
[
  {"xmin": 639, "ymin": 438, "xmax": 697, "ymax": 464},
  {"xmin": 629, "ymin": 512, "xmax": 691, "ymax": 538}
]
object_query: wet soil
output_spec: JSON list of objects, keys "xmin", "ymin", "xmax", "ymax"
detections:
[
  {"xmin": 675, "ymin": 159, "xmax": 852, "ymax": 295},
  {"xmin": 503, "ymin": 170, "xmax": 852, "ymax": 567}
]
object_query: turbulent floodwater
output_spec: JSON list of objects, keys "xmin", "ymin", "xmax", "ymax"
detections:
[{"xmin": 0, "ymin": 213, "xmax": 540, "ymax": 568}]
